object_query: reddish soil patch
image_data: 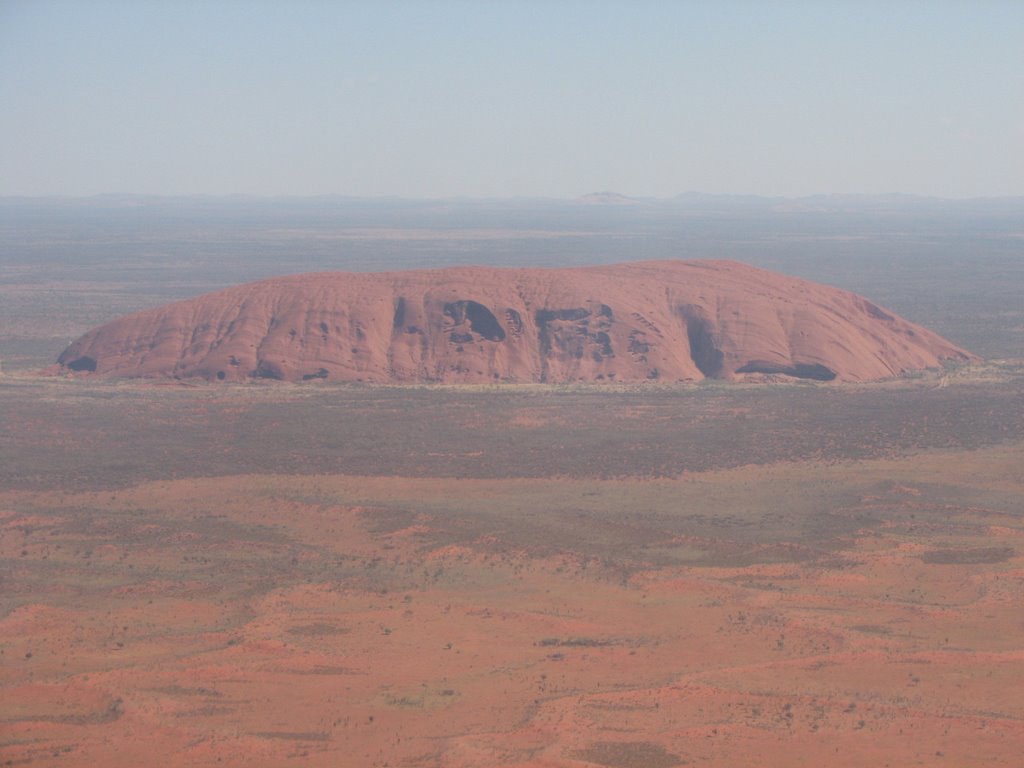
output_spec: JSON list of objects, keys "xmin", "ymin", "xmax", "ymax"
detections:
[{"xmin": 2, "ymin": 446, "xmax": 1023, "ymax": 766}]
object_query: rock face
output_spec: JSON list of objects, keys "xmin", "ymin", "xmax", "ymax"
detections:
[{"xmin": 56, "ymin": 260, "xmax": 973, "ymax": 384}]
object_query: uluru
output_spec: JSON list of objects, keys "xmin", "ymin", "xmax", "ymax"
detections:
[{"xmin": 55, "ymin": 260, "xmax": 972, "ymax": 384}]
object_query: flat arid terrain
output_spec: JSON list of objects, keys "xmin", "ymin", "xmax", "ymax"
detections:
[
  {"xmin": 2, "ymin": 197, "xmax": 1023, "ymax": 766},
  {"xmin": 2, "ymin": 362, "xmax": 1024, "ymax": 767}
]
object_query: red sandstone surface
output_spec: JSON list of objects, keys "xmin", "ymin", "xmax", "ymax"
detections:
[{"xmin": 55, "ymin": 260, "xmax": 972, "ymax": 383}]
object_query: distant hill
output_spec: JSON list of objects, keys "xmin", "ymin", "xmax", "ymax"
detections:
[
  {"xmin": 577, "ymin": 192, "xmax": 646, "ymax": 205},
  {"xmin": 55, "ymin": 260, "xmax": 972, "ymax": 384}
]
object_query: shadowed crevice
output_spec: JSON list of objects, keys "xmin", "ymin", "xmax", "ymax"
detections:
[
  {"xmin": 392, "ymin": 297, "xmax": 407, "ymax": 331},
  {"xmin": 735, "ymin": 361, "xmax": 837, "ymax": 381},
  {"xmin": 66, "ymin": 356, "xmax": 98, "ymax": 372},
  {"xmin": 444, "ymin": 300, "xmax": 506, "ymax": 341},
  {"xmin": 678, "ymin": 306, "xmax": 723, "ymax": 378}
]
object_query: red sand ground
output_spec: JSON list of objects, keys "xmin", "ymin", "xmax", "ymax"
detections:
[
  {"xmin": 2, "ymin": 447, "xmax": 1022, "ymax": 767},
  {"xmin": 54, "ymin": 260, "xmax": 971, "ymax": 384}
]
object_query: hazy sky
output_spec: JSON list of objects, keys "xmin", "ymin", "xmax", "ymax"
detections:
[{"xmin": 1, "ymin": 0, "xmax": 1021, "ymax": 198}]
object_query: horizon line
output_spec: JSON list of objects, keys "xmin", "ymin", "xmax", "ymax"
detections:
[{"xmin": 3, "ymin": 190, "xmax": 1024, "ymax": 204}]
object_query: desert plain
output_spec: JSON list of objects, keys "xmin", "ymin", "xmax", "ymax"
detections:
[
  {"xmin": 2, "ymin": 196, "xmax": 1023, "ymax": 766},
  {"xmin": 3, "ymin": 366, "xmax": 1024, "ymax": 767}
]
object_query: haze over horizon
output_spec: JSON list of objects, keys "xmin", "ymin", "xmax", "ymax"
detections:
[{"xmin": 2, "ymin": 0, "xmax": 1022, "ymax": 200}]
